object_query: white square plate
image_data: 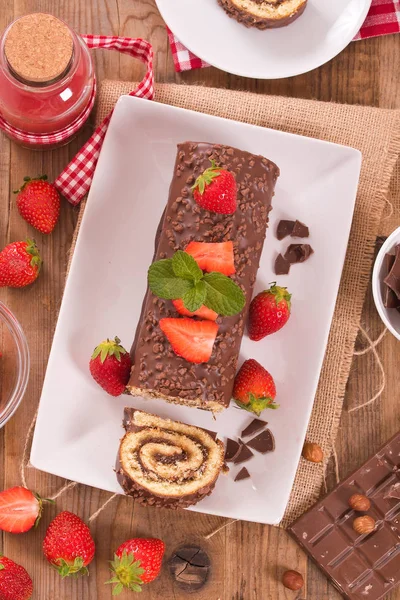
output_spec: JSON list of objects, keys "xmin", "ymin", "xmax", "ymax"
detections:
[{"xmin": 31, "ymin": 96, "xmax": 361, "ymax": 524}]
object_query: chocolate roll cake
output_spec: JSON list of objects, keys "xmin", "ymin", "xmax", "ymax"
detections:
[
  {"xmin": 117, "ymin": 408, "xmax": 225, "ymax": 508},
  {"xmin": 128, "ymin": 142, "xmax": 279, "ymax": 412},
  {"xmin": 218, "ymin": 0, "xmax": 308, "ymax": 29}
]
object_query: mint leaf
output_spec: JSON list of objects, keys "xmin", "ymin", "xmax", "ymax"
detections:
[
  {"xmin": 172, "ymin": 250, "xmax": 203, "ymax": 282},
  {"xmin": 182, "ymin": 280, "xmax": 207, "ymax": 312},
  {"xmin": 203, "ymin": 272, "xmax": 246, "ymax": 316},
  {"xmin": 148, "ymin": 259, "xmax": 193, "ymax": 299}
]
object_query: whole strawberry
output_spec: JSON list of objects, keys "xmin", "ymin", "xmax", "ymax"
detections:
[
  {"xmin": 248, "ymin": 284, "xmax": 291, "ymax": 341},
  {"xmin": 89, "ymin": 337, "xmax": 132, "ymax": 396},
  {"xmin": 0, "ymin": 240, "xmax": 41, "ymax": 288},
  {"xmin": 106, "ymin": 538, "xmax": 165, "ymax": 594},
  {"xmin": 43, "ymin": 511, "xmax": 95, "ymax": 577},
  {"xmin": 233, "ymin": 358, "xmax": 278, "ymax": 416},
  {"xmin": 15, "ymin": 175, "xmax": 60, "ymax": 234},
  {"xmin": 192, "ymin": 160, "xmax": 237, "ymax": 214},
  {"xmin": 0, "ymin": 555, "xmax": 33, "ymax": 600},
  {"xmin": 0, "ymin": 486, "xmax": 45, "ymax": 534}
]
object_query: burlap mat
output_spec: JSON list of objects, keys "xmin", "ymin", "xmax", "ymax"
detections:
[{"xmin": 71, "ymin": 82, "xmax": 400, "ymax": 527}]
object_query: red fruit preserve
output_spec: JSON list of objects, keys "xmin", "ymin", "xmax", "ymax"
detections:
[{"xmin": 0, "ymin": 13, "xmax": 95, "ymax": 148}]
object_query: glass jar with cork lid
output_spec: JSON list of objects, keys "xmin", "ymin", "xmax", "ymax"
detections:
[{"xmin": 0, "ymin": 13, "xmax": 95, "ymax": 148}]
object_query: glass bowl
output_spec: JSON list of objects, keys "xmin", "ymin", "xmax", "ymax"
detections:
[{"xmin": 0, "ymin": 301, "xmax": 30, "ymax": 428}]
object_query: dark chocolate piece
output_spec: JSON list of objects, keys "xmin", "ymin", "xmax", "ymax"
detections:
[
  {"xmin": 235, "ymin": 467, "xmax": 250, "ymax": 482},
  {"xmin": 384, "ymin": 245, "xmax": 400, "ymax": 301},
  {"xmin": 128, "ymin": 142, "xmax": 279, "ymax": 412},
  {"xmin": 285, "ymin": 244, "xmax": 314, "ymax": 264},
  {"xmin": 203, "ymin": 429, "xmax": 218, "ymax": 441},
  {"xmin": 277, "ymin": 219, "xmax": 295, "ymax": 240},
  {"xmin": 224, "ymin": 438, "xmax": 242, "ymax": 462},
  {"xmin": 233, "ymin": 442, "xmax": 254, "ymax": 465},
  {"xmin": 241, "ymin": 418, "xmax": 267, "ymax": 438},
  {"xmin": 292, "ymin": 220, "xmax": 309, "ymax": 238},
  {"xmin": 246, "ymin": 429, "xmax": 275, "ymax": 454},
  {"xmin": 289, "ymin": 431, "xmax": 400, "ymax": 600},
  {"xmin": 169, "ymin": 546, "xmax": 210, "ymax": 591},
  {"xmin": 384, "ymin": 482, "xmax": 400, "ymax": 500},
  {"xmin": 383, "ymin": 254, "xmax": 400, "ymax": 308},
  {"xmin": 275, "ymin": 253, "xmax": 290, "ymax": 275}
]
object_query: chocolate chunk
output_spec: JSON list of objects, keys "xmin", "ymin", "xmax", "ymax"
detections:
[
  {"xmin": 241, "ymin": 418, "xmax": 267, "ymax": 438},
  {"xmin": 246, "ymin": 429, "xmax": 275, "ymax": 454},
  {"xmin": 224, "ymin": 438, "xmax": 242, "ymax": 462},
  {"xmin": 277, "ymin": 219, "xmax": 295, "ymax": 240},
  {"xmin": 289, "ymin": 432, "xmax": 400, "ymax": 600},
  {"xmin": 292, "ymin": 220, "xmax": 309, "ymax": 238},
  {"xmin": 234, "ymin": 467, "xmax": 250, "ymax": 482},
  {"xmin": 285, "ymin": 244, "xmax": 314, "ymax": 264},
  {"xmin": 384, "ymin": 245, "xmax": 400, "ymax": 301},
  {"xmin": 384, "ymin": 482, "xmax": 400, "ymax": 500},
  {"xmin": 275, "ymin": 253, "xmax": 290, "ymax": 275},
  {"xmin": 169, "ymin": 546, "xmax": 210, "ymax": 591},
  {"xmin": 233, "ymin": 442, "xmax": 254, "ymax": 465},
  {"xmin": 383, "ymin": 253, "xmax": 400, "ymax": 308}
]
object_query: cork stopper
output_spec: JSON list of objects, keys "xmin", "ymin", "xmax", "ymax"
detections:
[{"xmin": 4, "ymin": 13, "xmax": 73, "ymax": 85}]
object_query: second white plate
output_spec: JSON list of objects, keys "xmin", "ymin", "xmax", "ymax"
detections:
[
  {"xmin": 156, "ymin": 0, "xmax": 371, "ymax": 79},
  {"xmin": 31, "ymin": 96, "xmax": 361, "ymax": 524}
]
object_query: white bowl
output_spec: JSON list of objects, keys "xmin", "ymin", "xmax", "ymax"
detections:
[{"xmin": 372, "ymin": 226, "xmax": 400, "ymax": 341}]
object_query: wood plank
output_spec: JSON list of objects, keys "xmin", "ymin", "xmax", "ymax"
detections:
[{"xmin": 0, "ymin": 1, "xmax": 399, "ymax": 598}]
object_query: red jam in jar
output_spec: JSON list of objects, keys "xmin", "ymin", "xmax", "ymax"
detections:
[{"xmin": 0, "ymin": 13, "xmax": 95, "ymax": 148}]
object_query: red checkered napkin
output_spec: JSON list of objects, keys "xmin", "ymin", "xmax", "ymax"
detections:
[
  {"xmin": 54, "ymin": 35, "xmax": 154, "ymax": 205},
  {"xmin": 169, "ymin": 0, "xmax": 400, "ymax": 72},
  {"xmin": 353, "ymin": 0, "xmax": 400, "ymax": 40}
]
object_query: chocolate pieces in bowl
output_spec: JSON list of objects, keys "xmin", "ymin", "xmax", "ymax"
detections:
[
  {"xmin": 117, "ymin": 408, "xmax": 225, "ymax": 509},
  {"xmin": 127, "ymin": 142, "xmax": 279, "ymax": 412}
]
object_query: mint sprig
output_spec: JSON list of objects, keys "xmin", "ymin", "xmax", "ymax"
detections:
[
  {"xmin": 147, "ymin": 250, "xmax": 245, "ymax": 316},
  {"xmin": 147, "ymin": 259, "xmax": 193, "ymax": 299}
]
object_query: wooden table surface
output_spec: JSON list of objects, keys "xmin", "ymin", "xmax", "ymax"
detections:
[{"xmin": 0, "ymin": 2, "xmax": 399, "ymax": 599}]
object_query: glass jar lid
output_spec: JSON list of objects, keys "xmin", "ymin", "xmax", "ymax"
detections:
[{"xmin": 4, "ymin": 13, "xmax": 73, "ymax": 86}]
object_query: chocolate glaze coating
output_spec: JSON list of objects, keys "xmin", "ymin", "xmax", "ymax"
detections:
[
  {"xmin": 218, "ymin": 0, "xmax": 308, "ymax": 30},
  {"xmin": 128, "ymin": 142, "xmax": 279, "ymax": 411}
]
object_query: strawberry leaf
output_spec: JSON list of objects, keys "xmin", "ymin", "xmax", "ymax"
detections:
[
  {"xmin": 182, "ymin": 280, "xmax": 206, "ymax": 312},
  {"xmin": 172, "ymin": 250, "xmax": 203, "ymax": 282},
  {"xmin": 148, "ymin": 259, "xmax": 194, "ymax": 300},
  {"xmin": 203, "ymin": 272, "xmax": 245, "ymax": 316}
]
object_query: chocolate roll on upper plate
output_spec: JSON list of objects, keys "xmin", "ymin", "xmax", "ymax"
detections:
[
  {"xmin": 218, "ymin": 0, "xmax": 308, "ymax": 30},
  {"xmin": 127, "ymin": 141, "xmax": 279, "ymax": 412},
  {"xmin": 117, "ymin": 408, "xmax": 225, "ymax": 509}
]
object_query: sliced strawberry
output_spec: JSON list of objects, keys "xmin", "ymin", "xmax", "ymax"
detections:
[
  {"xmin": 0, "ymin": 486, "xmax": 42, "ymax": 534},
  {"xmin": 172, "ymin": 299, "xmax": 218, "ymax": 321},
  {"xmin": 185, "ymin": 241, "xmax": 235, "ymax": 276},
  {"xmin": 159, "ymin": 318, "xmax": 218, "ymax": 364}
]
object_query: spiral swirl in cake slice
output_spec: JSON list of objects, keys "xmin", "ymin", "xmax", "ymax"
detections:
[
  {"xmin": 218, "ymin": 0, "xmax": 308, "ymax": 29},
  {"xmin": 117, "ymin": 408, "xmax": 225, "ymax": 509}
]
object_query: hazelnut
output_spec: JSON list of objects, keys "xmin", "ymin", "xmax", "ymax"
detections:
[
  {"xmin": 302, "ymin": 442, "xmax": 323, "ymax": 463},
  {"xmin": 282, "ymin": 570, "xmax": 304, "ymax": 591},
  {"xmin": 348, "ymin": 493, "xmax": 371, "ymax": 512},
  {"xmin": 353, "ymin": 515, "xmax": 376, "ymax": 535}
]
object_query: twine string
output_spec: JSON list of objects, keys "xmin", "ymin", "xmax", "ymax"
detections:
[
  {"xmin": 348, "ymin": 325, "xmax": 386, "ymax": 413},
  {"xmin": 204, "ymin": 519, "xmax": 239, "ymax": 540}
]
